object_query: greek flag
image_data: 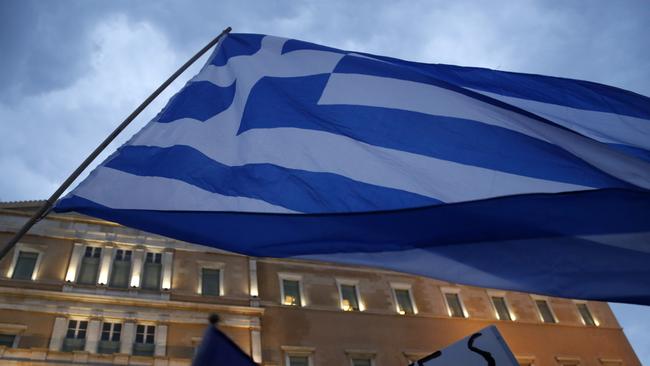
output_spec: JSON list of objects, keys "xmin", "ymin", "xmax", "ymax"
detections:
[{"xmin": 55, "ymin": 33, "xmax": 650, "ymax": 305}]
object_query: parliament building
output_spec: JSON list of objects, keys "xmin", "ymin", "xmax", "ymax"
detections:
[{"xmin": 0, "ymin": 200, "xmax": 641, "ymax": 365}]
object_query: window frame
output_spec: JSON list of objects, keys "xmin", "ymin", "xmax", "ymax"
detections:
[
  {"xmin": 76, "ymin": 246, "xmax": 103, "ymax": 285},
  {"xmin": 531, "ymin": 296, "xmax": 558, "ymax": 324},
  {"xmin": 573, "ymin": 301, "xmax": 599, "ymax": 326},
  {"xmin": 390, "ymin": 282, "xmax": 417, "ymax": 315},
  {"xmin": 108, "ymin": 248, "xmax": 133, "ymax": 288},
  {"xmin": 336, "ymin": 279, "xmax": 364, "ymax": 312},
  {"xmin": 488, "ymin": 291, "xmax": 516, "ymax": 321},
  {"xmin": 6, "ymin": 243, "xmax": 44, "ymax": 281},
  {"xmin": 197, "ymin": 261, "xmax": 225, "ymax": 296},
  {"xmin": 133, "ymin": 323, "xmax": 156, "ymax": 356},
  {"xmin": 516, "ymin": 355, "xmax": 536, "ymax": 366},
  {"xmin": 141, "ymin": 251, "xmax": 163, "ymax": 290},
  {"xmin": 62, "ymin": 318, "xmax": 88, "ymax": 352},
  {"xmin": 282, "ymin": 345, "xmax": 315, "ymax": 366},
  {"xmin": 98, "ymin": 321, "xmax": 122, "ymax": 354},
  {"xmin": 441, "ymin": 287, "xmax": 468, "ymax": 318},
  {"xmin": 0, "ymin": 323, "xmax": 26, "ymax": 349},
  {"xmin": 346, "ymin": 349, "xmax": 377, "ymax": 366},
  {"xmin": 278, "ymin": 273, "xmax": 305, "ymax": 307},
  {"xmin": 555, "ymin": 356, "xmax": 581, "ymax": 366}
]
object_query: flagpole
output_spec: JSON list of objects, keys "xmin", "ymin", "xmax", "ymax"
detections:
[{"xmin": 0, "ymin": 26, "xmax": 232, "ymax": 261}]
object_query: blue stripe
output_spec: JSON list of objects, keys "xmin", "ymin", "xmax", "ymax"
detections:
[
  {"xmin": 239, "ymin": 74, "xmax": 632, "ymax": 189},
  {"xmin": 211, "ymin": 33, "xmax": 264, "ymax": 67},
  {"xmin": 156, "ymin": 81, "xmax": 235, "ymax": 123},
  {"xmin": 278, "ymin": 34, "xmax": 650, "ymax": 119},
  {"xmin": 104, "ymin": 145, "xmax": 441, "ymax": 212},
  {"xmin": 609, "ymin": 144, "xmax": 650, "ymax": 163},
  {"xmin": 423, "ymin": 63, "xmax": 650, "ymax": 121},
  {"xmin": 54, "ymin": 188, "xmax": 650, "ymax": 305},
  {"xmin": 299, "ymin": 236, "xmax": 650, "ymax": 304}
]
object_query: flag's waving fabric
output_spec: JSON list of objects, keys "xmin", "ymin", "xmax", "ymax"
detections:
[{"xmin": 55, "ymin": 34, "xmax": 650, "ymax": 304}]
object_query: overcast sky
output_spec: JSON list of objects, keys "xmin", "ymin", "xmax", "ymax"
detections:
[{"xmin": 1, "ymin": 0, "xmax": 649, "ymax": 361}]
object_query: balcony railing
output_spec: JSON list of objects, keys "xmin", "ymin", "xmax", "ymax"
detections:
[
  {"xmin": 132, "ymin": 342, "xmax": 155, "ymax": 356},
  {"xmin": 61, "ymin": 338, "xmax": 85, "ymax": 352},
  {"xmin": 97, "ymin": 340, "xmax": 120, "ymax": 354}
]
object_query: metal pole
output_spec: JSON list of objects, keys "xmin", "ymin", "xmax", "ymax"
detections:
[{"xmin": 1, "ymin": 26, "xmax": 232, "ymax": 260}]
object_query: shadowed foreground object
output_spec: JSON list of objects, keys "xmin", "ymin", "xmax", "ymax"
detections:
[{"xmin": 192, "ymin": 314, "xmax": 257, "ymax": 366}]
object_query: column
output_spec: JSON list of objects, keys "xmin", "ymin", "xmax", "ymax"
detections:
[
  {"xmin": 249, "ymin": 258, "xmax": 258, "ymax": 297},
  {"xmin": 84, "ymin": 319, "xmax": 101, "ymax": 353},
  {"xmin": 161, "ymin": 251, "xmax": 173, "ymax": 290},
  {"xmin": 97, "ymin": 246, "xmax": 114, "ymax": 285},
  {"xmin": 251, "ymin": 329, "xmax": 262, "ymax": 363},
  {"xmin": 49, "ymin": 317, "xmax": 68, "ymax": 351},
  {"xmin": 129, "ymin": 247, "xmax": 145, "ymax": 288},
  {"xmin": 154, "ymin": 324, "xmax": 168, "ymax": 357},
  {"xmin": 120, "ymin": 322, "xmax": 136, "ymax": 354},
  {"xmin": 65, "ymin": 243, "xmax": 85, "ymax": 282}
]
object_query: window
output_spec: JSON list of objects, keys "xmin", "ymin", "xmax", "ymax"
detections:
[
  {"xmin": 535, "ymin": 299, "xmax": 556, "ymax": 323},
  {"xmin": 62, "ymin": 320, "xmax": 87, "ymax": 352},
  {"xmin": 201, "ymin": 268, "xmax": 221, "ymax": 296},
  {"xmin": 492, "ymin": 296, "xmax": 512, "ymax": 321},
  {"xmin": 339, "ymin": 284, "xmax": 360, "ymax": 311},
  {"xmin": 98, "ymin": 322, "xmax": 121, "ymax": 354},
  {"xmin": 576, "ymin": 303, "xmax": 597, "ymax": 326},
  {"xmin": 280, "ymin": 276, "xmax": 303, "ymax": 306},
  {"xmin": 133, "ymin": 324, "xmax": 155, "ymax": 356},
  {"xmin": 109, "ymin": 249, "xmax": 132, "ymax": 288},
  {"xmin": 142, "ymin": 252, "xmax": 162, "ymax": 290},
  {"xmin": 352, "ymin": 358, "xmax": 373, "ymax": 366},
  {"xmin": 0, "ymin": 334, "xmax": 16, "ymax": 347},
  {"xmin": 77, "ymin": 247, "xmax": 102, "ymax": 285},
  {"xmin": 288, "ymin": 355, "xmax": 309, "ymax": 366},
  {"xmin": 444, "ymin": 292, "xmax": 466, "ymax": 318},
  {"xmin": 12, "ymin": 251, "xmax": 39, "ymax": 280},
  {"xmin": 393, "ymin": 288, "xmax": 415, "ymax": 315}
]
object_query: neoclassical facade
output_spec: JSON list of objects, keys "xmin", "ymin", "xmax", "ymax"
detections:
[{"xmin": 0, "ymin": 201, "xmax": 641, "ymax": 365}]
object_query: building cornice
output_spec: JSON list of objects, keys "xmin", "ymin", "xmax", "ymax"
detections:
[{"xmin": 0, "ymin": 286, "xmax": 264, "ymax": 322}]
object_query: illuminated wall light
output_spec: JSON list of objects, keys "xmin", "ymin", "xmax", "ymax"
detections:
[
  {"xmin": 162, "ymin": 279, "xmax": 171, "ymax": 291},
  {"xmin": 249, "ymin": 259, "xmax": 259, "ymax": 297},
  {"xmin": 65, "ymin": 244, "xmax": 85, "ymax": 283},
  {"xmin": 250, "ymin": 282, "xmax": 259, "ymax": 297},
  {"xmin": 96, "ymin": 247, "xmax": 113, "ymax": 286},
  {"xmin": 161, "ymin": 252, "xmax": 173, "ymax": 291},
  {"xmin": 129, "ymin": 249, "xmax": 144, "ymax": 288},
  {"xmin": 65, "ymin": 269, "xmax": 76, "ymax": 283},
  {"xmin": 594, "ymin": 318, "xmax": 600, "ymax": 327},
  {"xmin": 130, "ymin": 275, "xmax": 140, "ymax": 288},
  {"xmin": 284, "ymin": 295, "xmax": 296, "ymax": 306},
  {"xmin": 341, "ymin": 299, "xmax": 352, "ymax": 311}
]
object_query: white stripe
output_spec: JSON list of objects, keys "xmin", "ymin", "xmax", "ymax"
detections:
[
  {"xmin": 319, "ymin": 73, "xmax": 650, "ymax": 189},
  {"xmin": 130, "ymin": 115, "xmax": 593, "ymax": 204},
  {"xmin": 319, "ymin": 73, "xmax": 548, "ymax": 143},
  {"xmin": 73, "ymin": 167, "xmax": 297, "ymax": 213},
  {"xmin": 469, "ymin": 89, "xmax": 650, "ymax": 151}
]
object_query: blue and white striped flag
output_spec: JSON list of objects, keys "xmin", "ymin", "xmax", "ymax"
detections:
[{"xmin": 56, "ymin": 33, "xmax": 650, "ymax": 304}]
